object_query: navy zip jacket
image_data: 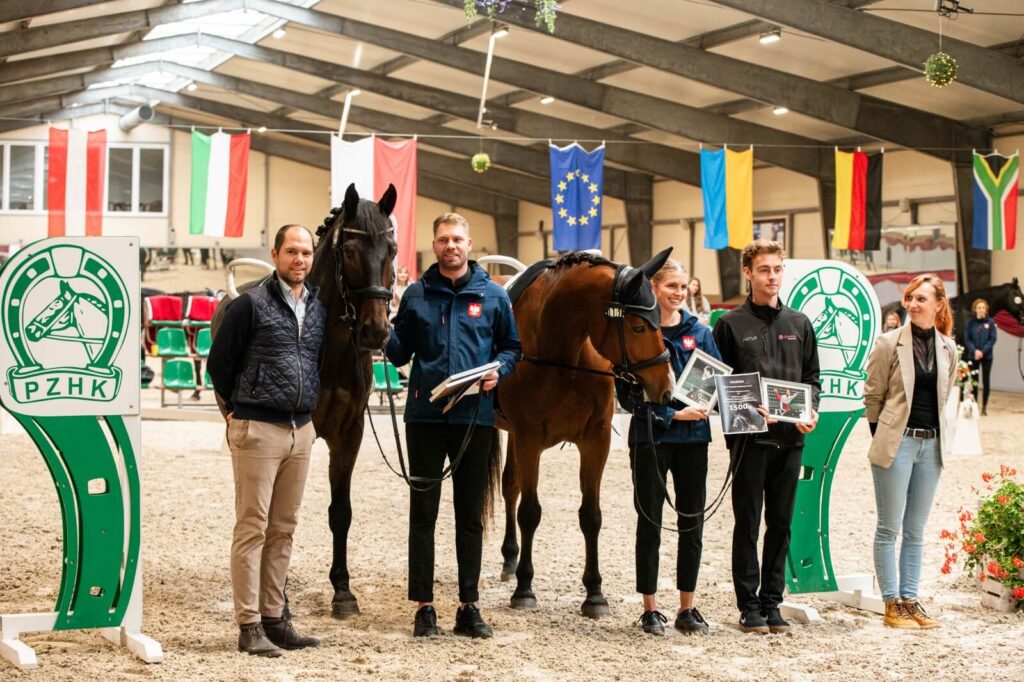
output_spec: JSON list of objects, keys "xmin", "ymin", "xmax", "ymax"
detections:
[
  {"xmin": 385, "ymin": 261, "xmax": 521, "ymax": 426},
  {"xmin": 965, "ymin": 316, "xmax": 997, "ymax": 361},
  {"xmin": 712, "ymin": 296, "xmax": 820, "ymax": 448},
  {"xmin": 618, "ymin": 310, "xmax": 720, "ymax": 446}
]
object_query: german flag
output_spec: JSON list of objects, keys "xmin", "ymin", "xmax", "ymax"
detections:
[{"xmin": 830, "ymin": 150, "xmax": 883, "ymax": 251}]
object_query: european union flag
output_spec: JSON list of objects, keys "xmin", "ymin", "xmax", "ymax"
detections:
[{"xmin": 550, "ymin": 143, "xmax": 604, "ymax": 251}]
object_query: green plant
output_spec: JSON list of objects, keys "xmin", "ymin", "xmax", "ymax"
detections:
[
  {"xmin": 471, "ymin": 152, "xmax": 491, "ymax": 173},
  {"xmin": 464, "ymin": 0, "xmax": 558, "ymax": 33},
  {"xmin": 924, "ymin": 51, "xmax": 957, "ymax": 87},
  {"xmin": 942, "ymin": 465, "xmax": 1024, "ymax": 607}
]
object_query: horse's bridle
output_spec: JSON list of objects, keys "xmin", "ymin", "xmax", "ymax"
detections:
[
  {"xmin": 521, "ymin": 264, "xmax": 670, "ymax": 385},
  {"xmin": 328, "ymin": 205, "xmax": 395, "ymax": 323}
]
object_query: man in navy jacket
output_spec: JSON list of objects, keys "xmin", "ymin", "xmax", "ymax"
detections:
[{"xmin": 386, "ymin": 212, "xmax": 521, "ymax": 639}]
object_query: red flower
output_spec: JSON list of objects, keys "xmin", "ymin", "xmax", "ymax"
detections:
[
  {"xmin": 940, "ymin": 529, "xmax": 956, "ymax": 540},
  {"xmin": 1013, "ymin": 557, "xmax": 1024, "ymax": 569},
  {"xmin": 981, "ymin": 472, "xmax": 994, "ymax": 483},
  {"xmin": 940, "ymin": 563, "xmax": 952, "ymax": 575},
  {"xmin": 987, "ymin": 560, "xmax": 1002, "ymax": 577},
  {"xmin": 997, "ymin": 495, "xmax": 1011, "ymax": 505},
  {"xmin": 963, "ymin": 541, "xmax": 976, "ymax": 554},
  {"xmin": 1012, "ymin": 587, "xmax": 1024, "ymax": 600},
  {"xmin": 974, "ymin": 531, "xmax": 986, "ymax": 544}
]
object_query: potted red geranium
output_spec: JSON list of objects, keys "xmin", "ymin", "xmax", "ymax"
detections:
[{"xmin": 941, "ymin": 465, "xmax": 1024, "ymax": 611}]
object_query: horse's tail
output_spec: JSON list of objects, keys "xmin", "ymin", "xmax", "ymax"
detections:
[{"xmin": 482, "ymin": 427, "xmax": 504, "ymax": 531}]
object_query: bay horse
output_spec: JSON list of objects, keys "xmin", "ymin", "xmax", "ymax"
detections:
[
  {"xmin": 211, "ymin": 182, "xmax": 397, "ymax": 619},
  {"xmin": 495, "ymin": 249, "xmax": 676, "ymax": 618}
]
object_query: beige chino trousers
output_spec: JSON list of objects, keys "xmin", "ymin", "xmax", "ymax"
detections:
[{"xmin": 228, "ymin": 418, "xmax": 315, "ymax": 625}]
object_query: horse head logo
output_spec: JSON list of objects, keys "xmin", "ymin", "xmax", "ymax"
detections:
[{"xmin": 2, "ymin": 244, "xmax": 129, "ymax": 405}]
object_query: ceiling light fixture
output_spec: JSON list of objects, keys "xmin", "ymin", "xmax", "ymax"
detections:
[
  {"xmin": 257, "ymin": 126, "xmax": 268, "ymax": 133},
  {"xmin": 477, "ymin": 25, "xmax": 510, "ymax": 128},
  {"xmin": 759, "ymin": 29, "xmax": 781, "ymax": 45},
  {"xmin": 772, "ymin": 106, "xmax": 789, "ymax": 115},
  {"xmin": 540, "ymin": 96, "xmax": 555, "ymax": 105},
  {"xmin": 272, "ymin": 28, "xmax": 286, "ymax": 39},
  {"xmin": 186, "ymin": 82, "xmax": 197, "ymax": 92},
  {"xmin": 338, "ymin": 88, "xmax": 361, "ymax": 137}
]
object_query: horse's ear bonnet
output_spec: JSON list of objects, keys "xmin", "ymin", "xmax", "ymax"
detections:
[{"xmin": 617, "ymin": 248, "xmax": 673, "ymax": 330}]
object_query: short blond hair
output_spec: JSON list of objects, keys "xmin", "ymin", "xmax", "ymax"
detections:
[
  {"xmin": 741, "ymin": 239, "xmax": 784, "ymax": 270},
  {"xmin": 432, "ymin": 212, "xmax": 469, "ymax": 236}
]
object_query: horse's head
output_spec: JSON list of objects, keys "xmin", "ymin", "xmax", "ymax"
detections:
[
  {"xmin": 592, "ymin": 248, "xmax": 676, "ymax": 405},
  {"xmin": 313, "ymin": 182, "xmax": 398, "ymax": 351},
  {"xmin": 1007, "ymin": 277, "xmax": 1024, "ymax": 322}
]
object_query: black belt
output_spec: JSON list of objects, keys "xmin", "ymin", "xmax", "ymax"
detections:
[{"xmin": 904, "ymin": 427, "xmax": 937, "ymax": 439}]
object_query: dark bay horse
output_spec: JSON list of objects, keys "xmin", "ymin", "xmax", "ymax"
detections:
[
  {"xmin": 212, "ymin": 183, "xmax": 397, "ymax": 619},
  {"xmin": 881, "ymin": 277, "xmax": 1024, "ymax": 346},
  {"xmin": 495, "ymin": 249, "xmax": 675, "ymax": 618}
]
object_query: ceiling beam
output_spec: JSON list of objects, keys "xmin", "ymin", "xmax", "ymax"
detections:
[
  {"xmin": 0, "ymin": 0, "xmax": 100, "ymax": 24},
  {"xmin": 708, "ymin": 0, "xmax": 1024, "ymax": 105},
  {"xmin": 0, "ymin": 84, "xmax": 133, "ymax": 120},
  {"xmin": 248, "ymin": 0, "xmax": 825, "ymax": 178},
  {"xmin": 194, "ymin": 34, "xmax": 704, "ymax": 186},
  {"xmin": 0, "ymin": 100, "xmax": 115, "ymax": 134},
  {"xmin": 445, "ymin": 0, "xmax": 990, "ymax": 160},
  {"xmin": 0, "ymin": 62, "xmax": 157, "ymax": 106}
]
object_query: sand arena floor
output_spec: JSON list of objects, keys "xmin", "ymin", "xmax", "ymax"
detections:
[
  {"xmin": 2, "ymin": 261, "xmax": 1023, "ymax": 680},
  {"xmin": 2, "ymin": 391, "xmax": 1023, "ymax": 681}
]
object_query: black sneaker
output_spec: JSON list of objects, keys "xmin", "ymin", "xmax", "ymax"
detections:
[
  {"xmin": 636, "ymin": 610, "xmax": 668, "ymax": 636},
  {"xmin": 674, "ymin": 608, "xmax": 710, "ymax": 634},
  {"xmin": 261, "ymin": 617, "xmax": 319, "ymax": 650},
  {"xmin": 762, "ymin": 607, "xmax": 791, "ymax": 634},
  {"xmin": 739, "ymin": 610, "xmax": 769, "ymax": 634},
  {"xmin": 413, "ymin": 605, "xmax": 440, "ymax": 637},
  {"xmin": 453, "ymin": 604, "xmax": 493, "ymax": 639}
]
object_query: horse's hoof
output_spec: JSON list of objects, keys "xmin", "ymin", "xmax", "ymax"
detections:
[
  {"xmin": 500, "ymin": 563, "xmax": 517, "ymax": 582},
  {"xmin": 331, "ymin": 591, "xmax": 360, "ymax": 620},
  {"xmin": 580, "ymin": 596, "xmax": 610, "ymax": 620},
  {"xmin": 510, "ymin": 592, "xmax": 538, "ymax": 610}
]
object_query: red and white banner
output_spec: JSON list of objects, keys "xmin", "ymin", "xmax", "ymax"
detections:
[
  {"xmin": 48, "ymin": 128, "xmax": 107, "ymax": 237},
  {"xmin": 331, "ymin": 135, "xmax": 418, "ymax": 278}
]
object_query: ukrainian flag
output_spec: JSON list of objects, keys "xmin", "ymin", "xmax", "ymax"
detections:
[{"xmin": 700, "ymin": 147, "xmax": 753, "ymax": 250}]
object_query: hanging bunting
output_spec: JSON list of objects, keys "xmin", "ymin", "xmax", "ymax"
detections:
[
  {"xmin": 48, "ymin": 128, "xmax": 107, "ymax": 237},
  {"xmin": 829, "ymin": 150, "xmax": 884, "ymax": 251},
  {"xmin": 549, "ymin": 142, "xmax": 605, "ymax": 252},
  {"xmin": 972, "ymin": 151, "xmax": 1018, "ymax": 251},
  {"xmin": 700, "ymin": 147, "xmax": 753, "ymax": 250},
  {"xmin": 190, "ymin": 130, "xmax": 250, "ymax": 238}
]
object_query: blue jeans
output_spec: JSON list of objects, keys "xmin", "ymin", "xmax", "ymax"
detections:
[{"xmin": 871, "ymin": 436, "xmax": 942, "ymax": 601}]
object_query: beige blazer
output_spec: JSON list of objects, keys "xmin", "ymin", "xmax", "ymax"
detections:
[{"xmin": 863, "ymin": 322, "xmax": 957, "ymax": 468}]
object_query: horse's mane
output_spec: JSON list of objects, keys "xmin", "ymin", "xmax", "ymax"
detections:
[{"xmin": 552, "ymin": 251, "xmax": 613, "ymax": 270}]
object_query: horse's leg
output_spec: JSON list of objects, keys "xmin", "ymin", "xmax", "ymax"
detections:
[
  {"xmin": 500, "ymin": 432, "xmax": 521, "ymax": 582},
  {"xmin": 511, "ymin": 441, "xmax": 542, "ymax": 609},
  {"xmin": 577, "ymin": 427, "xmax": 611, "ymax": 619},
  {"xmin": 327, "ymin": 423, "xmax": 362, "ymax": 619}
]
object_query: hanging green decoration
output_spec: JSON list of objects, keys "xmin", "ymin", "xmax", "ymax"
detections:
[
  {"xmin": 464, "ymin": 0, "xmax": 558, "ymax": 33},
  {"xmin": 924, "ymin": 51, "xmax": 957, "ymax": 87},
  {"xmin": 471, "ymin": 152, "xmax": 492, "ymax": 173}
]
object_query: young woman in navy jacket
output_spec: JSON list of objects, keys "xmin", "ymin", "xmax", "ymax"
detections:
[
  {"xmin": 619, "ymin": 259, "xmax": 721, "ymax": 636},
  {"xmin": 964, "ymin": 298, "xmax": 997, "ymax": 415}
]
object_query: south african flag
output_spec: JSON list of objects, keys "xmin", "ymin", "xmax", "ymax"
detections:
[{"xmin": 972, "ymin": 151, "xmax": 1018, "ymax": 251}]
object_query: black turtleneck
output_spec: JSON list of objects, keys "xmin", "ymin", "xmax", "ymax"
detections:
[
  {"xmin": 442, "ymin": 268, "xmax": 473, "ymax": 292},
  {"xmin": 907, "ymin": 324, "xmax": 939, "ymax": 430},
  {"xmin": 748, "ymin": 296, "xmax": 782, "ymax": 320}
]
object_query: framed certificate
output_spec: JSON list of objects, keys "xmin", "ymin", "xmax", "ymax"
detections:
[
  {"xmin": 714, "ymin": 372, "xmax": 768, "ymax": 435},
  {"xmin": 671, "ymin": 348, "xmax": 732, "ymax": 411},
  {"xmin": 761, "ymin": 377, "xmax": 813, "ymax": 424}
]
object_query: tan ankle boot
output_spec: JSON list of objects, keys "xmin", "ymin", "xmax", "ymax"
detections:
[
  {"xmin": 883, "ymin": 599, "xmax": 918, "ymax": 629},
  {"xmin": 902, "ymin": 599, "xmax": 939, "ymax": 629}
]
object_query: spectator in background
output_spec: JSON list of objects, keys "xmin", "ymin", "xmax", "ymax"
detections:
[
  {"xmin": 391, "ymin": 265, "xmax": 412, "ymax": 320},
  {"xmin": 965, "ymin": 298, "xmax": 997, "ymax": 416},
  {"xmin": 686, "ymin": 277, "xmax": 712, "ymax": 326},
  {"xmin": 882, "ymin": 310, "xmax": 902, "ymax": 333}
]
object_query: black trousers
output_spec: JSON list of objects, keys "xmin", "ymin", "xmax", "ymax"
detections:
[
  {"xmin": 407, "ymin": 422, "xmax": 493, "ymax": 604},
  {"xmin": 630, "ymin": 442, "xmax": 708, "ymax": 595},
  {"xmin": 730, "ymin": 441, "xmax": 803, "ymax": 613},
  {"xmin": 971, "ymin": 357, "xmax": 993, "ymax": 408}
]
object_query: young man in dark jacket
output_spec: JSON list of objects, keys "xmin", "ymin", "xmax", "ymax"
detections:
[
  {"xmin": 208, "ymin": 225, "xmax": 325, "ymax": 658},
  {"xmin": 712, "ymin": 240, "xmax": 820, "ymax": 635},
  {"xmin": 386, "ymin": 212, "xmax": 521, "ymax": 639}
]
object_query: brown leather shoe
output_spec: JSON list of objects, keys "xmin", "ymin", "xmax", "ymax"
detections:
[
  {"xmin": 262, "ymin": 617, "xmax": 320, "ymax": 649},
  {"xmin": 238, "ymin": 622, "xmax": 284, "ymax": 657},
  {"xmin": 882, "ymin": 599, "xmax": 918, "ymax": 629},
  {"xmin": 902, "ymin": 600, "xmax": 939, "ymax": 629}
]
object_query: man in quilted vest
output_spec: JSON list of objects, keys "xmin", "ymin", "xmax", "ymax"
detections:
[{"xmin": 208, "ymin": 224, "xmax": 326, "ymax": 658}]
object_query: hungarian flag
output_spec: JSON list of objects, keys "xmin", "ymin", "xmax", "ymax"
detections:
[
  {"xmin": 190, "ymin": 130, "xmax": 250, "ymax": 238},
  {"xmin": 830, "ymin": 150, "xmax": 883, "ymax": 251},
  {"xmin": 700, "ymin": 147, "xmax": 753, "ymax": 250},
  {"xmin": 331, "ymin": 135, "xmax": 418, "ymax": 278},
  {"xmin": 972, "ymin": 151, "xmax": 1018, "ymax": 250},
  {"xmin": 47, "ymin": 128, "xmax": 106, "ymax": 237}
]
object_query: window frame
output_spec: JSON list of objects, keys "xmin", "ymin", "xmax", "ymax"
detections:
[{"xmin": 0, "ymin": 140, "xmax": 169, "ymax": 218}]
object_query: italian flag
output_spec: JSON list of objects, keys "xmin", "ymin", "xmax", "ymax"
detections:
[
  {"xmin": 190, "ymin": 130, "xmax": 250, "ymax": 238},
  {"xmin": 331, "ymin": 135, "xmax": 418, "ymax": 278},
  {"xmin": 47, "ymin": 128, "xmax": 107, "ymax": 237}
]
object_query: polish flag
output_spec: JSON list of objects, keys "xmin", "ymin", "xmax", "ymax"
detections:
[
  {"xmin": 331, "ymin": 135, "xmax": 418, "ymax": 278},
  {"xmin": 47, "ymin": 128, "xmax": 107, "ymax": 237}
]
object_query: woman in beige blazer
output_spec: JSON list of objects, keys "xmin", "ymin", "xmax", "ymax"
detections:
[{"xmin": 864, "ymin": 274, "xmax": 957, "ymax": 630}]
